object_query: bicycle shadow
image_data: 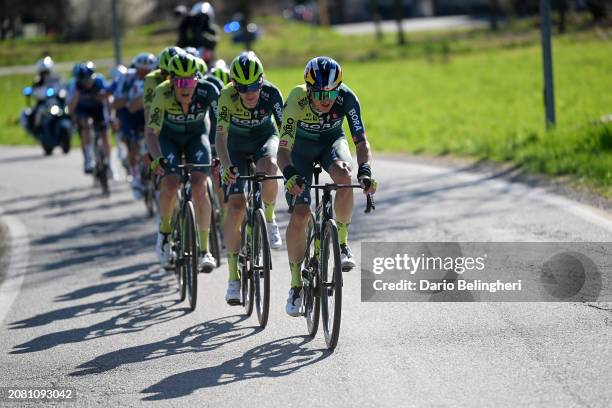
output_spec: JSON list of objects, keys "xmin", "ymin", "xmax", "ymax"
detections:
[
  {"xmin": 141, "ymin": 335, "xmax": 330, "ymax": 401},
  {"xmin": 69, "ymin": 315, "xmax": 258, "ymax": 377}
]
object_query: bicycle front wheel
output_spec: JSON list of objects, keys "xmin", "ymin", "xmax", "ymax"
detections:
[
  {"xmin": 320, "ymin": 219, "xmax": 342, "ymax": 350},
  {"xmin": 183, "ymin": 200, "xmax": 199, "ymax": 311},
  {"xmin": 253, "ymin": 208, "xmax": 271, "ymax": 328},
  {"xmin": 239, "ymin": 217, "xmax": 254, "ymax": 316},
  {"xmin": 304, "ymin": 213, "xmax": 320, "ymax": 337},
  {"xmin": 207, "ymin": 178, "xmax": 221, "ymax": 267}
]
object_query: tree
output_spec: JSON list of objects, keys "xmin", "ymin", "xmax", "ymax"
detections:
[
  {"xmin": 393, "ymin": 0, "xmax": 405, "ymax": 46},
  {"xmin": 489, "ymin": 0, "xmax": 500, "ymax": 31},
  {"xmin": 369, "ymin": 0, "xmax": 383, "ymax": 41},
  {"xmin": 586, "ymin": 0, "xmax": 609, "ymax": 21}
]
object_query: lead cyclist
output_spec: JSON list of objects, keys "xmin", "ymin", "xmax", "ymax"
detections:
[{"xmin": 277, "ymin": 56, "xmax": 378, "ymax": 316}]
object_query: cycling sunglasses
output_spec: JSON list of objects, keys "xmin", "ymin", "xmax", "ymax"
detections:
[
  {"xmin": 173, "ymin": 77, "xmax": 198, "ymax": 89},
  {"xmin": 235, "ymin": 78, "xmax": 264, "ymax": 93},
  {"xmin": 312, "ymin": 89, "xmax": 339, "ymax": 101}
]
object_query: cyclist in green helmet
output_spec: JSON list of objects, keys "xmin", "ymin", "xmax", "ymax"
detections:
[
  {"xmin": 146, "ymin": 53, "xmax": 220, "ymax": 272},
  {"xmin": 216, "ymin": 51, "xmax": 284, "ymax": 305}
]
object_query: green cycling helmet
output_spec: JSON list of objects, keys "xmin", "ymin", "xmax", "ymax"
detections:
[
  {"xmin": 211, "ymin": 66, "xmax": 230, "ymax": 85},
  {"xmin": 230, "ymin": 51, "xmax": 264, "ymax": 85},
  {"xmin": 158, "ymin": 46, "xmax": 184, "ymax": 72},
  {"xmin": 194, "ymin": 57, "xmax": 208, "ymax": 75},
  {"xmin": 168, "ymin": 53, "xmax": 198, "ymax": 78}
]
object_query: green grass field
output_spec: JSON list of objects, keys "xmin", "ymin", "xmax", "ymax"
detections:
[{"xmin": 1, "ymin": 18, "xmax": 611, "ymax": 195}]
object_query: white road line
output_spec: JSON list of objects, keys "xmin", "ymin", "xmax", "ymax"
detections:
[{"xmin": 0, "ymin": 215, "xmax": 29, "ymax": 325}]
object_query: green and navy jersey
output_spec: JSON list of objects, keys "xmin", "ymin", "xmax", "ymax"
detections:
[
  {"xmin": 216, "ymin": 80, "xmax": 283, "ymax": 138},
  {"xmin": 279, "ymin": 83, "xmax": 366, "ymax": 151},
  {"xmin": 147, "ymin": 77, "xmax": 219, "ymax": 141}
]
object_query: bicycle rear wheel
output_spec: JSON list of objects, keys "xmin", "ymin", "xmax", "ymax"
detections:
[
  {"xmin": 239, "ymin": 217, "xmax": 254, "ymax": 315},
  {"xmin": 253, "ymin": 208, "xmax": 271, "ymax": 328},
  {"xmin": 207, "ymin": 178, "xmax": 221, "ymax": 267},
  {"xmin": 304, "ymin": 213, "xmax": 320, "ymax": 337},
  {"xmin": 320, "ymin": 219, "xmax": 342, "ymax": 350},
  {"xmin": 183, "ymin": 201, "xmax": 199, "ymax": 311}
]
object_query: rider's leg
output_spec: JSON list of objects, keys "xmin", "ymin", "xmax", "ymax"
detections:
[
  {"xmin": 286, "ymin": 204, "xmax": 310, "ymax": 287},
  {"xmin": 325, "ymin": 138, "xmax": 354, "ymax": 246},
  {"xmin": 191, "ymin": 172, "xmax": 212, "ymax": 253},
  {"xmin": 224, "ymin": 194, "xmax": 246, "ymax": 281},
  {"xmin": 159, "ymin": 174, "xmax": 180, "ymax": 233},
  {"xmin": 255, "ymin": 136, "xmax": 280, "ymax": 222}
]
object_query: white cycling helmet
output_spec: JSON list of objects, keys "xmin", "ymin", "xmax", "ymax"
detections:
[
  {"xmin": 132, "ymin": 52, "xmax": 157, "ymax": 71},
  {"xmin": 35, "ymin": 56, "xmax": 54, "ymax": 74},
  {"xmin": 190, "ymin": 2, "xmax": 215, "ymax": 20},
  {"xmin": 110, "ymin": 64, "xmax": 128, "ymax": 81}
]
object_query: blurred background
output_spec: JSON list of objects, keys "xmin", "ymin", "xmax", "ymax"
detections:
[{"xmin": 1, "ymin": 0, "xmax": 611, "ymax": 195}]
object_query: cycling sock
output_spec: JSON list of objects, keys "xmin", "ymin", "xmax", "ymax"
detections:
[
  {"xmin": 228, "ymin": 252, "xmax": 239, "ymax": 281},
  {"xmin": 290, "ymin": 261, "xmax": 302, "ymax": 288},
  {"xmin": 159, "ymin": 216, "xmax": 172, "ymax": 234},
  {"xmin": 337, "ymin": 221, "xmax": 350, "ymax": 246},
  {"xmin": 198, "ymin": 229, "xmax": 209, "ymax": 253},
  {"xmin": 264, "ymin": 202, "xmax": 276, "ymax": 222}
]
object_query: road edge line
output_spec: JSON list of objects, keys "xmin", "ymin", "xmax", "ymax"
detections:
[{"xmin": 0, "ymin": 214, "xmax": 29, "ymax": 325}]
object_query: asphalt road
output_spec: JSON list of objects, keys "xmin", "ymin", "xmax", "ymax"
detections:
[{"xmin": 0, "ymin": 146, "xmax": 610, "ymax": 407}]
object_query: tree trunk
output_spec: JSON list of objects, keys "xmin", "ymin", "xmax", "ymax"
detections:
[
  {"xmin": 558, "ymin": 0, "xmax": 567, "ymax": 33},
  {"xmin": 489, "ymin": 0, "xmax": 500, "ymax": 31},
  {"xmin": 586, "ymin": 0, "xmax": 608, "ymax": 21},
  {"xmin": 393, "ymin": 0, "xmax": 405, "ymax": 46},
  {"xmin": 319, "ymin": 0, "xmax": 330, "ymax": 26},
  {"xmin": 240, "ymin": 0, "xmax": 253, "ymax": 50},
  {"xmin": 369, "ymin": 0, "xmax": 383, "ymax": 41}
]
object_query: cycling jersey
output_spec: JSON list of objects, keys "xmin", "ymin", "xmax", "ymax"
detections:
[
  {"xmin": 279, "ymin": 83, "xmax": 366, "ymax": 151},
  {"xmin": 216, "ymin": 80, "xmax": 283, "ymax": 139},
  {"xmin": 74, "ymin": 74, "xmax": 109, "ymax": 129},
  {"xmin": 148, "ymin": 77, "xmax": 219, "ymax": 143},
  {"xmin": 203, "ymin": 73, "xmax": 223, "ymax": 92}
]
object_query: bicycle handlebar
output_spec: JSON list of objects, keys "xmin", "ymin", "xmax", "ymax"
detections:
[{"xmin": 288, "ymin": 182, "xmax": 375, "ymax": 214}]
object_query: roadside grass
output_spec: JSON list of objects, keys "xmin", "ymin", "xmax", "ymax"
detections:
[{"xmin": 1, "ymin": 17, "xmax": 610, "ymax": 195}]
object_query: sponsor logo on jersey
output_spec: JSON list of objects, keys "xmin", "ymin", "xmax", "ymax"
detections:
[
  {"xmin": 195, "ymin": 150, "xmax": 204, "ymax": 162},
  {"xmin": 167, "ymin": 112, "xmax": 205, "ymax": 122},
  {"xmin": 347, "ymin": 108, "xmax": 363, "ymax": 132},
  {"xmin": 298, "ymin": 97, "xmax": 309, "ymax": 109},
  {"xmin": 273, "ymin": 102, "xmax": 282, "ymax": 121},
  {"xmin": 230, "ymin": 116, "xmax": 269, "ymax": 127},
  {"xmin": 299, "ymin": 121, "xmax": 342, "ymax": 131},
  {"xmin": 282, "ymin": 117, "xmax": 295, "ymax": 137},
  {"xmin": 219, "ymin": 106, "xmax": 229, "ymax": 123},
  {"xmin": 144, "ymin": 88, "xmax": 155, "ymax": 104},
  {"xmin": 279, "ymin": 139, "xmax": 288, "ymax": 147},
  {"xmin": 149, "ymin": 108, "xmax": 161, "ymax": 127}
]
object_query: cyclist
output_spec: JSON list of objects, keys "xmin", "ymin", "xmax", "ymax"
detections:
[
  {"xmin": 215, "ymin": 51, "xmax": 284, "ymax": 305},
  {"xmin": 278, "ymin": 56, "xmax": 377, "ymax": 316},
  {"xmin": 146, "ymin": 53, "xmax": 220, "ymax": 272},
  {"xmin": 124, "ymin": 52, "xmax": 157, "ymax": 197},
  {"xmin": 68, "ymin": 61, "xmax": 111, "ymax": 174},
  {"xmin": 107, "ymin": 64, "xmax": 130, "ymax": 174}
]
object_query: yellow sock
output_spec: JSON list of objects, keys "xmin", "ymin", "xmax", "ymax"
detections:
[
  {"xmin": 228, "ymin": 252, "xmax": 239, "ymax": 281},
  {"xmin": 290, "ymin": 261, "xmax": 302, "ymax": 288}
]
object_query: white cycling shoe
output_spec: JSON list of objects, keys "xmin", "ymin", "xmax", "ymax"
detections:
[
  {"xmin": 340, "ymin": 244, "xmax": 357, "ymax": 272},
  {"xmin": 225, "ymin": 280, "xmax": 241, "ymax": 305},
  {"xmin": 285, "ymin": 287, "xmax": 302, "ymax": 317},
  {"xmin": 155, "ymin": 232, "xmax": 171, "ymax": 268},
  {"xmin": 198, "ymin": 252, "xmax": 216, "ymax": 273},
  {"xmin": 268, "ymin": 220, "xmax": 282, "ymax": 249}
]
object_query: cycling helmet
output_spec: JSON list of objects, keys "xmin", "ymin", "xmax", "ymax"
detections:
[
  {"xmin": 194, "ymin": 57, "xmax": 208, "ymax": 74},
  {"xmin": 132, "ymin": 52, "xmax": 157, "ymax": 71},
  {"xmin": 304, "ymin": 56, "xmax": 342, "ymax": 91},
  {"xmin": 168, "ymin": 53, "xmax": 198, "ymax": 78},
  {"xmin": 184, "ymin": 47, "xmax": 199, "ymax": 58},
  {"xmin": 210, "ymin": 65, "xmax": 230, "ymax": 85},
  {"xmin": 190, "ymin": 2, "xmax": 215, "ymax": 20},
  {"xmin": 158, "ymin": 46, "xmax": 184, "ymax": 72},
  {"xmin": 110, "ymin": 64, "xmax": 128, "ymax": 81},
  {"xmin": 76, "ymin": 61, "xmax": 96, "ymax": 80},
  {"xmin": 229, "ymin": 51, "xmax": 264, "ymax": 86},
  {"xmin": 35, "ymin": 56, "xmax": 54, "ymax": 74}
]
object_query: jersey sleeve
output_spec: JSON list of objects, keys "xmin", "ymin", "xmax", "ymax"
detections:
[
  {"xmin": 215, "ymin": 87, "xmax": 232, "ymax": 137},
  {"xmin": 279, "ymin": 88, "xmax": 302, "ymax": 151},
  {"xmin": 143, "ymin": 75, "xmax": 158, "ymax": 111},
  {"xmin": 206, "ymin": 83, "xmax": 220, "ymax": 144},
  {"xmin": 343, "ymin": 90, "xmax": 367, "ymax": 144},
  {"xmin": 270, "ymin": 87, "xmax": 284, "ymax": 129},
  {"xmin": 147, "ymin": 85, "xmax": 166, "ymax": 133}
]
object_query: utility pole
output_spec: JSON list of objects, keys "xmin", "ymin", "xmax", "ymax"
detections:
[
  {"xmin": 540, "ymin": 0, "xmax": 556, "ymax": 129},
  {"xmin": 111, "ymin": 0, "xmax": 122, "ymax": 66}
]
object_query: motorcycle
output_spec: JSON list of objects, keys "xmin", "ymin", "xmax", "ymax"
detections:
[{"xmin": 21, "ymin": 85, "xmax": 73, "ymax": 156}]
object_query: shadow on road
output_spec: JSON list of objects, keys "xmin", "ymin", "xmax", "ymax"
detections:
[
  {"xmin": 141, "ymin": 335, "xmax": 330, "ymax": 401},
  {"xmin": 70, "ymin": 315, "xmax": 258, "ymax": 377}
]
